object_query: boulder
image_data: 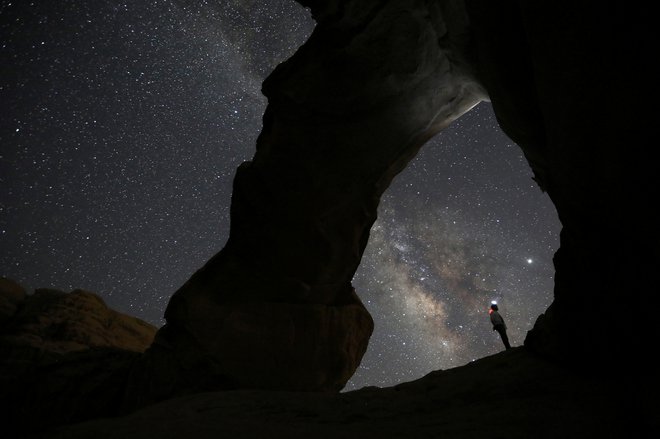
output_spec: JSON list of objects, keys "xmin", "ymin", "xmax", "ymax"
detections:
[
  {"xmin": 0, "ymin": 281, "xmax": 158, "ymax": 436},
  {"xmin": 0, "ymin": 286, "xmax": 156, "ymax": 354}
]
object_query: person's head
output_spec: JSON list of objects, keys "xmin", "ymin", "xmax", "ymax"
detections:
[{"xmin": 490, "ymin": 303, "xmax": 498, "ymax": 311}]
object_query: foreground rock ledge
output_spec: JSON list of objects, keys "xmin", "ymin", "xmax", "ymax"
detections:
[{"xmin": 44, "ymin": 349, "xmax": 649, "ymax": 439}]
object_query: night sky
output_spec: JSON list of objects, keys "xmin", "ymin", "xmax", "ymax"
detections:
[{"xmin": 0, "ymin": 0, "xmax": 560, "ymax": 390}]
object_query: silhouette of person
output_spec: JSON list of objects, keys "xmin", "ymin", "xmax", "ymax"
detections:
[{"xmin": 489, "ymin": 302, "xmax": 511, "ymax": 350}]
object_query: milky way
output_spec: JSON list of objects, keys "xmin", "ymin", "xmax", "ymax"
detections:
[{"xmin": 0, "ymin": 0, "xmax": 560, "ymax": 390}]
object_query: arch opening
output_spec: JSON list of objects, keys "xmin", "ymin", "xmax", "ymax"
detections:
[{"xmin": 347, "ymin": 102, "xmax": 560, "ymax": 390}]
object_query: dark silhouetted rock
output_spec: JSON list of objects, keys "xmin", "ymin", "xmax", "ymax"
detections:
[
  {"xmin": 0, "ymin": 284, "xmax": 156, "ymax": 354},
  {"xmin": 464, "ymin": 1, "xmax": 658, "ymax": 382},
  {"xmin": 0, "ymin": 280, "xmax": 157, "ymax": 437},
  {"xmin": 45, "ymin": 348, "xmax": 639, "ymax": 439},
  {"xmin": 0, "ymin": 277, "xmax": 26, "ymax": 325}
]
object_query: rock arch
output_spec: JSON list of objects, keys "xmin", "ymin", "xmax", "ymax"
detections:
[{"xmin": 126, "ymin": 0, "xmax": 659, "ymax": 407}]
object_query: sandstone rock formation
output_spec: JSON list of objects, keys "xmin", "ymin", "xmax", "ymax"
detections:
[
  {"xmin": 3, "ymin": 0, "xmax": 659, "ymax": 436},
  {"xmin": 0, "ymin": 278, "xmax": 157, "ymax": 436},
  {"xmin": 0, "ymin": 277, "xmax": 26, "ymax": 325},
  {"xmin": 0, "ymin": 278, "xmax": 157, "ymax": 354}
]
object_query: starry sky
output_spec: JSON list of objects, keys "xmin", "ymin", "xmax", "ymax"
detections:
[{"xmin": 0, "ymin": 0, "xmax": 560, "ymax": 391}]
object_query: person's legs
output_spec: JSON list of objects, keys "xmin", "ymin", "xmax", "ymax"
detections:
[{"xmin": 496, "ymin": 325, "xmax": 511, "ymax": 349}]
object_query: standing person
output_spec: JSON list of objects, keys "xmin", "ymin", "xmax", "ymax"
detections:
[{"xmin": 489, "ymin": 302, "xmax": 511, "ymax": 350}]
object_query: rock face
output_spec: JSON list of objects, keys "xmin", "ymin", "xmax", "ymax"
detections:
[
  {"xmin": 464, "ymin": 1, "xmax": 658, "ymax": 379},
  {"xmin": 0, "ymin": 279, "xmax": 157, "ymax": 354},
  {"xmin": 0, "ymin": 279, "xmax": 157, "ymax": 436},
  {"xmin": 0, "ymin": 277, "xmax": 26, "ymax": 325}
]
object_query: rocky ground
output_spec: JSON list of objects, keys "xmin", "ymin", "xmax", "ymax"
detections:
[
  {"xmin": 2, "ymin": 279, "xmax": 654, "ymax": 439},
  {"xmin": 38, "ymin": 348, "xmax": 639, "ymax": 439}
]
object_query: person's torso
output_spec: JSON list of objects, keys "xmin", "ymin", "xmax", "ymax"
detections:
[{"xmin": 490, "ymin": 311, "xmax": 504, "ymax": 325}]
